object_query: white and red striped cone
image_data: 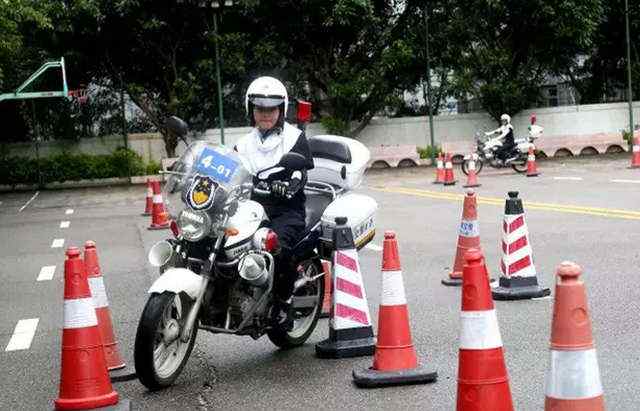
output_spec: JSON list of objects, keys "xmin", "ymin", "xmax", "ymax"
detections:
[
  {"xmin": 443, "ymin": 152, "xmax": 457, "ymax": 186},
  {"xmin": 463, "ymin": 153, "xmax": 481, "ymax": 188},
  {"xmin": 353, "ymin": 231, "xmax": 437, "ymax": 387},
  {"xmin": 526, "ymin": 146, "xmax": 540, "ymax": 177},
  {"xmin": 544, "ymin": 262, "xmax": 604, "ymax": 410},
  {"xmin": 493, "ymin": 191, "xmax": 550, "ymax": 300},
  {"xmin": 316, "ymin": 217, "xmax": 375, "ymax": 359},
  {"xmin": 629, "ymin": 133, "xmax": 640, "ymax": 169},
  {"xmin": 55, "ymin": 247, "xmax": 120, "ymax": 410},
  {"xmin": 319, "ymin": 260, "xmax": 332, "ymax": 318},
  {"xmin": 148, "ymin": 180, "xmax": 170, "ymax": 230},
  {"xmin": 141, "ymin": 179, "xmax": 153, "ymax": 216},
  {"xmin": 433, "ymin": 153, "xmax": 445, "ymax": 184},
  {"xmin": 457, "ymin": 249, "xmax": 513, "ymax": 410}
]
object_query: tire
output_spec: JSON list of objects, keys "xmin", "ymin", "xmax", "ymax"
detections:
[
  {"xmin": 461, "ymin": 158, "xmax": 483, "ymax": 176},
  {"xmin": 268, "ymin": 260, "xmax": 324, "ymax": 349},
  {"xmin": 511, "ymin": 161, "xmax": 528, "ymax": 173},
  {"xmin": 134, "ymin": 292, "xmax": 198, "ymax": 391}
]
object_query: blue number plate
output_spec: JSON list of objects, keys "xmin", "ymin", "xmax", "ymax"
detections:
[{"xmin": 194, "ymin": 148, "xmax": 239, "ymax": 184}]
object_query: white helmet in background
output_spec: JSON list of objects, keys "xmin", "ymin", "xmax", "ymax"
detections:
[
  {"xmin": 245, "ymin": 76, "xmax": 288, "ymax": 128},
  {"xmin": 500, "ymin": 113, "xmax": 511, "ymax": 125}
]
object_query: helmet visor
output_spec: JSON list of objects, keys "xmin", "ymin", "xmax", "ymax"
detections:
[{"xmin": 249, "ymin": 94, "xmax": 284, "ymax": 108}]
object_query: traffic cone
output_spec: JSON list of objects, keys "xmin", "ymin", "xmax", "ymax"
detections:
[
  {"xmin": 443, "ymin": 152, "xmax": 457, "ymax": 185},
  {"xmin": 526, "ymin": 146, "xmax": 540, "ymax": 177},
  {"xmin": 55, "ymin": 247, "xmax": 119, "ymax": 410},
  {"xmin": 629, "ymin": 133, "xmax": 640, "ymax": 169},
  {"xmin": 84, "ymin": 241, "xmax": 125, "ymax": 371},
  {"xmin": 316, "ymin": 217, "xmax": 375, "ymax": 359},
  {"xmin": 493, "ymin": 191, "xmax": 550, "ymax": 300},
  {"xmin": 320, "ymin": 260, "xmax": 332, "ymax": 318},
  {"xmin": 463, "ymin": 153, "xmax": 481, "ymax": 188},
  {"xmin": 141, "ymin": 179, "xmax": 153, "ymax": 216},
  {"xmin": 353, "ymin": 231, "xmax": 437, "ymax": 387},
  {"xmin": 443, "ymin": 189, "xmax": 484, "ymax": 286},
  {"xmin": 456, "ymin": 248, "xmax": 513, "ymax": 411},
  {"xmin": 148, "ymin": 180, "xmax": 170, "ymax": 230},
  {"xmin": 544, "ymin": 261, "xmax": 605, "ymax": 410},
  {"xmin": 433, "ymin": 153, "xmax": 445, "ymax": 184}
]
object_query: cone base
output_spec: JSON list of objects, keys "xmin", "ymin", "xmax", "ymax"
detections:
[
  {"xmin": 441, "ymin": 276, "xmax": 463, "ymax": 286},
  {"xmin": 141, "ymin": 212, "xmax": 151, "ymax": 216},
  {"xmin": 147, "ymin": 223, "xmax": 170, "ymax": 230},
  {"xmin": 526, "ymin": 172, "xmax": 540, "ymax": 177},
  {"xmin": 628, "ymin": 165, "xmax": 640, "ymax": 169},
  {"xmin": 110, "ymin": 366, "xmax": 137, "ymax": 383},
  {"xmin": 463, "ymin": 183, "xmax": 481, "ymax": 188},
  {"xmin": 54, "ymin": 391, "xmax": 120, "ymax": 411},
  {"xmin": 432, "ymin": 180, "xmax": 443, "ymax": 184},
  {"xmin": 443, "ymin": 180, "xmax": 457, "ymax": 186},
  {"xmin": 353, "ymin": 365, "xmax": 437, "ymax": 388},
  {"xmin": 492, "ymin": 285, "xmax": 550, "ymax": 300},
  {"xmin": 315, "ymin": 336, "xmax": 375, "ymax": 359},
  {"xmin": 319, "ymin": 311, "xmax": 330, "ymax": 319}
]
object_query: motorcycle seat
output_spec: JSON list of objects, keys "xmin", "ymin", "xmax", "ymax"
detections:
[{"xmin": 304, "ymin": 189, "xmax": 334, "ymax": 230}]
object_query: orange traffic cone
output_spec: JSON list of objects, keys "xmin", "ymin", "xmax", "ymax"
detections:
[
  {"xmin": 544, "ymin": 262, "xmax": 605, "ymax": 410},
  {"xmin": 148, "ymin": 180, "xmax": 170, "ymax": 230},
  {"xmin": 526, "ymin": 146, "xmax": 539, "ymax": 177},
  {"xmin": 456, "ymin": 248, "xmax": 513, "ymax": 411},
  {"xmin": 353, "ymin": 231, "xmax": 437, "ymax": 387},
  {"xmin": 84, "ymin": 241, "xmax": 125, "ymax": 371},
  {"xmin": 320, "ymin": 260, "xmax": 332, "ymax": 318},
  {"xmin": 141, "ymin": 179, "xmax": 153, "ymax": 216},
  {"xmin": 443, "ymin": 152, "xmax": 457, "ymax": 185},
  {"xmin": 316, "ymin": 217, "xmax": 375, "ymax": 359},
  {"xmin": 433, "ymin": 153, "xmax": 445, "ymax": 184},
  {"xmin": 443, "ymin": 189, "xmax": 484, "ymax": 286},
  {"xmin": 463, "ymin": 153, "xmax": 481, "ymax": 188},
  {"xmin": 629, "ymin": 133, "xmax": 640, "ymax": 169},
  {"xmin": 55, "ymin": 247, "xmax": 119, "ymax": 410}
]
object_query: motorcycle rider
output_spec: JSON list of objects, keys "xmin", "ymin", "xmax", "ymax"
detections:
[
  {"xmin": 485, "ymin": 113, "xmax": 515, "ymax": 164},
  {"xmin": 235, "ymin": 76, "xmax": 314, "ymax": 330}
]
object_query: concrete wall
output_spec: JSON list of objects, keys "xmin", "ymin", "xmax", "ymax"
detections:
[{"xmin": 3, "ymin": 101, "xmax": 639, "ymax": 161}]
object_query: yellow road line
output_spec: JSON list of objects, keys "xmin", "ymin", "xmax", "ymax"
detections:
[{"xmin": 372, "ymin": 186, "xmax": 640, "ymax": 220}]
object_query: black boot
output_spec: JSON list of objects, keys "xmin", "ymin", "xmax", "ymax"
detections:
[{"xmin": 272, "ymin": 298, "xmax": 294, "ymax": 332}]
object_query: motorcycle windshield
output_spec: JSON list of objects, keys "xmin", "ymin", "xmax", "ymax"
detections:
[{"xmin": 163, "ymin": 142, "xmax": 252, "ymax": 218}]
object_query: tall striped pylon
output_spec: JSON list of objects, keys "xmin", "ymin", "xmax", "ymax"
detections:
[
  {"xmin": 316, "ymin": 217, "xmax": 375, "ymax": 359},
  {"xmin": 353, "ymin": 231, "xmax": 437, "ymax": 387},
  {"xmin": 463, "ymin": 153, "xmax": 481, "ymax": 188},
  {"xmin": 433, "ymin": 153, "xmax": 445, "ymax": 184},
  {"xmin": 320, "ymin": 260, "xmax": 332, "ymax": 318},
  {"xmin": 493, "ymin": 191, "xmax": 550, "ymax": 300},
  {"xmin": 141, "ymin": 179, "xmax": 153, "ymax": 216},
  {"xmin": 55, "ymin": 247, "xmax": 119, "ymax": 410},
  {"xmin": 629, "ymin": 133, "xmax": 640, "ymax": 169},
  {"xmin": 443, "ymin": 189, "xmax": 481, "ymax": 286},
  {"xmin": 443, "ymin": 152, "xmax": 457, "ymax": 185},
  {"xmin": 544, "ymin": 262, "xmax": 604, "ymax": 410},
  {"xmin": 526, "ymin": 146, "xmax": 540, "ymax": 177},
  {"xmin": 148, "ymin": 180, "xmax": 170, "ymax": 230},
  {"xmin": 84, "ymin": 241, "xmax": 125, "ymax": 371},
  {"xmin": 457, "ymin": 248, "xmax": 513, "ymax": 411}
]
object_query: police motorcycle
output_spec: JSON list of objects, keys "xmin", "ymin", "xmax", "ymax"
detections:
[
  {"xmin": 134, "ymin": 117, "xmax": 377, "ymax": 390},
  {"xmin": 461, "ymin": 122, "xmax": 544, "ymax": 175}
]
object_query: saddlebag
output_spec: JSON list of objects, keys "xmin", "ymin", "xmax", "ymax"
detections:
[{"xmin": 307, "ymin": 135, "xmax": 370, "ymax": 189}]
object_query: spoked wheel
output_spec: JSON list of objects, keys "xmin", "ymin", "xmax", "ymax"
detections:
[
  {"xmin": 268, "ymin": 261, "xmax": 324, "ymax": 349},
  {"xmin": 511, "ymin": 160, "xmax": 528, "ymax": 173},
  {"xmin": 461, "ymin": 158, "xmax": 484, "ymax": 176},
  {"xmin": 134, "ymin": 292, "xmax": 197, "ymax": 391}
]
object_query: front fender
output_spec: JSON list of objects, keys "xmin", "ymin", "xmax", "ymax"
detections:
[{"xmin": 148, "ymin": 268, "xmax": 204, "ymax": 299}]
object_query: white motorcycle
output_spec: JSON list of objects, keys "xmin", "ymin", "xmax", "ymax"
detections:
[
  {"xmin": 134, "ymin": 117, "xmax": 377, "ymax": 390},
  {"xmin": 461, "ymin": 123, "xmax": 544, "ymax": 175}
]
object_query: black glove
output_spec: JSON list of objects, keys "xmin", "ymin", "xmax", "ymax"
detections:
[{"xmin": 270, "ymin": 180, "xmax": 290, "ymax": 198}]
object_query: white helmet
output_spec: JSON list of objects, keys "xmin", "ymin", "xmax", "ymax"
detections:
[
  {"xmin": 245, "ymin": 76, "xmax": 288, "ymax": 121},
  {"xmin": 500, "ymin": 113, "xmax": 511, "ymax": 124}
]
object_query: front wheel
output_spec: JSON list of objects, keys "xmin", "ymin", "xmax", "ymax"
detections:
[
  {"xmin": 511, "ymin": 160, "xmax": 528, "ymax": 173},
  {"xmin": 461, "ymin": 158, "xmax": 484, "ymax": 176},
  {"xmin": 134, "ymin": 291, "xmax": 197, "ymax": 391},
  {"xmin": 268, "ymin": 260, "xmax": 324, "ymax": 349}
]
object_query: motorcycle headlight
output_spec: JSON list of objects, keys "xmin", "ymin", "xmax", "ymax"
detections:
[{"xmin": 177, "ymin": 210, "xmax": 211, "ymax": 241}]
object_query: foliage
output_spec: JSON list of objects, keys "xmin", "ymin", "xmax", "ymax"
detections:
[
  {"xmin": 0, "ymin": 148, "xmax": 145, "ymax": 186},
  {"xmin": 145, "ymin": 160, "xmax": 161, "ymax": 175},
  {"xmin": 320, "ymin": 116, "xmax": 350, "ymax": 136},
  {"xmin": 417, "ymin": 145, "xmax": 442, "ymax": 159}
]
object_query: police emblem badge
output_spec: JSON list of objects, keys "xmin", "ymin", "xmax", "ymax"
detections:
[{"xmin": 187, "ymin": 174, "xmax": 218, "ymax": 210}]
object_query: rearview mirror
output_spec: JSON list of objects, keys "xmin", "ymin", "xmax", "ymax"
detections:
[
  {"xmin": 278, "ymin": 152, "xmax": 307, "ymax": 170},
  {"xmin": 165, "ymin": 116, "xmax": 189, "ymax": 138}
]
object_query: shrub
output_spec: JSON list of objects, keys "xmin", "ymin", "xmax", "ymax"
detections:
[
  {"xmin": 417, "ymin": 145, "xmax": 442, "ymax": 159},
  {"xmin": 145, "ymin": 160, "xmax": 162, "ymax": 175},
  {"xmin": 320, "ymin": 116, "xmax": 350, "ymax": 136}
]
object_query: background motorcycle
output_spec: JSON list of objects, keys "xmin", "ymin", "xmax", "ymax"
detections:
[
  {"xmin": 461, "ymin": 123, "xmax": 543, "ymax": 175},
  {"xmin": 134, "ymin": 117, "xmax": 376, "ymax": 390}
]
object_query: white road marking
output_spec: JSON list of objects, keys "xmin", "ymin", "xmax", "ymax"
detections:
[
  {"xmin": 611, "ymin": 179, "xmax": 640, "ymax": 184},
  {"xmin": 65, "ymin": 209, "xmax": 74, "ymax": 215},
  {"xmin": 532, "ymin": 295, "xmax": 553, "ymax": 301},
  {"xmin": 553, "ymin": 177, "xmax": 583, "ymax": 181},
  {"xmin": 51, "ymin": 238, "xmax": 65, "ymax": 248},
  {"xmin": 5, "ymin": 319, "xmax": 39, "ymax": 351},
  {"xmin": 37, "ymin": 265, "xmax": 56, "ymax": 281},
  {"xmin": 60, "ymin": 221, "xmax": 70, "ymax": 228},
  {"xmin": 365, "ymin": 243, "xmax": 382, "ymax": 252},
  {"xmin": 18, "ymin": 191, "xmax": 39, "ymax": 212}
]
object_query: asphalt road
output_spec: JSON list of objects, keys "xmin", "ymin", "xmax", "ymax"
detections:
[{"xmin": 1, "ymin": 154, "xmax": 639, "ymax": 410}]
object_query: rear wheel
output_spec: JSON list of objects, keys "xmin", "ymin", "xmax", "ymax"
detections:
[
  {"xmin": 461, "ymin": 158, "xmax": 483, "ymax": 176},
  {"xmin": 511, "ymin": 160, "xmax": 528, "ymax": 173},
  {"xmin": 268, "ymin": 260, "xmax": 324, "ymax": 349}
]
